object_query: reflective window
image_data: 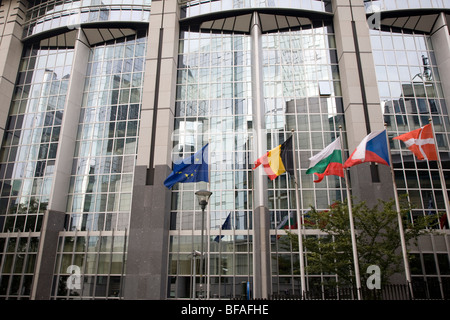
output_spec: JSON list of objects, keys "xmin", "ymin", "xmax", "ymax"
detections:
[
  {"xmin": 0, "ymin": 236, "xmax": 39, "ymax": 299},
  {"xmin": 263, "ymin": 20, "xmax": 346, "ymax": 296},
  {"xmin": 23, "ymin": 0, "xmax": 151, "ymax": 38},
  {"xmin": 65, "ymin": 31, "xmax": 146, "ymax": 232},
  {"xmin": 0, "ymin": 44, "xmax": 74, "ymax": 234},
  {"xmin": 51, "ymin": 233, "xmax": 126, "ymax": 299},
  {"xmin": 365, "ymin": 0, "xmax": 450, "ymax": 12},
  {"xmin": 169, "ymin": 18, "xmax": 345, "ymax": 298},
  {"xmin": 181, "ymin": 0, "xmax": 332, "ymax": 18},
  {"xmin": 170, "ymin": 28, "xmax": 254, "ymax": 299},
  {"xmin": 370, "ymin": 27, "xmax": 449, "ymax": 230}
]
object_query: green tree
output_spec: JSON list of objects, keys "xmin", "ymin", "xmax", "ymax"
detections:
[{"xmin": 285, "ymin": 197, "xmax": 437, "ymax": 287}]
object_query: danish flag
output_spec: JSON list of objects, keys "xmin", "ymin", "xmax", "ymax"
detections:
[{"xmin": 393, "ymin": 124, "xmax": 437, "ymax": 161}]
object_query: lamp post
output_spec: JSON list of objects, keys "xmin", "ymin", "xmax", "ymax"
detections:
[
  {"xmin": 191, "ymin": 250, "xmax": 201, "ymax": 299},
  {"xmin": 195, "ymin": 190, "xmax": 212, "ymax": 299}
]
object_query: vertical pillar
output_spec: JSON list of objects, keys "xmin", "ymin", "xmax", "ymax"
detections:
[
  {"xmin": 332, "ymin": 0, "xmax": 394, "ymax": 205},
  {"xmin": 30, "ymin": 210, "xmax": 66, "ymax": 300},
  {"xmin": 430, "ymin": 13, "xmax": 450, "ymax": 115},
  {"xmin": 0, "ymin": 0, "xmax": 26, "ymax": 139},
  {"xmin": 250, "ymin": 12, "xmax": 271, "ymax": 299},
  {"xmin": 125, "ymin": 0, "xmax": 179, "ymax": 299},
  {"xmin": 50, "ymin": 29, "xmax": 90, "ymax": 212},
  {"xmin": 136, "ymin": 0, "xmax": 179, "ymax": 180},
  {"xmin": 31, "ymin": 28, "xmax": 90, "ymax": 300}
]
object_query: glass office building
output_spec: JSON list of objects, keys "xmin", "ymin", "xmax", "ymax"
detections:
[{"xmin": 0, "ymin": 0, "xmax": 448, "ymax": 300}]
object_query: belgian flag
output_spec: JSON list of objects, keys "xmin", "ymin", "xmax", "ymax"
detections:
[{"xmin": 253, "ymin": 136, "xmax": 294, "ymax": 180}]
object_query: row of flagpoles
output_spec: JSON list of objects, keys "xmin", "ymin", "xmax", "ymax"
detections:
[
  {"xmin": 252, "ymin": 119, "xmax": 447, "ymax": 299},
  {"xmin": 162, "ymin": 118, "xmax": 448, "ymax": 299}
]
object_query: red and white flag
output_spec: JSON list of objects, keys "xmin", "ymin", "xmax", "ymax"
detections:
[{"xmin": 393, "ymin": 124, "xmax": 437, "ymax": 160}]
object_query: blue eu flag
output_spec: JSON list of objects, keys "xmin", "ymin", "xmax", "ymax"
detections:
[{"xmin": 164, "ymin": 143, "xmax": 209, "ymax": 189}]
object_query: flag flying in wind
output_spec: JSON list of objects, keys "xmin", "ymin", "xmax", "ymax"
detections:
[
  {"xmin": 306, "ymin": 137, "xmax": 344, "ymax": 183},
  {"xmin": 253, "ymin": 136, "xmax": 294, "ymax": 180},
  {"xmin": 214, "ymin": 212, "xmax": 232, "ymax": 242},
  {"xmin": 276, "ymin": 214, "xmax": 297, "ymax": 239},
  {"xmin": 393, "ymin": 124, "xmax": 437, "ymax": 160},
  {"xmin": 344, "ymin": 130, "xmax": 390, "ymax": 168},
  {"xmin": 277, "ymin": 214, "xmax": 298, "ymax": 230},
  {"xmin": 163, "ymin": 143, "xmax": 209, "ymax": 189}
]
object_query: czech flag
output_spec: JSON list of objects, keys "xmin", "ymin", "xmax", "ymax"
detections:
[
  {"xmin": 392, "ymin": 124, "xmax": 437, "ymax": 161},
  {"xmin": 344, "ymin": 130, "xmax": 390, "ymax": 168}
]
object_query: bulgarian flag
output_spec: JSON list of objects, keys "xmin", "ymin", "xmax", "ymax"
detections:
[
  {"xmin": 393, "ymin": 124, "xmax": 437, "ymax": 161},
  {"xmin": 276, "ymin": 214, "xmax": 297, "ymax": 239},
  {"xmin": 277, "ymin": 214, "xmax": 298, "ymax": 230},
  {"xmin": 306, "ymin": 137, "xmax": 344, "ymax": 183}
]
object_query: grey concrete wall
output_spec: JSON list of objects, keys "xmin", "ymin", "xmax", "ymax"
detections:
[
  {"xmin": 0, "ymin": 0, "xmax": 26, "ymax": 140},
  {"xmin": 123, "ymin": 165, "xmax": 171, "ymax": 299},
  {"xmin": 136, "ymin": 0, "xmax": 179, "ymax": 176},
  {"xmin": 431, "ymin": 13, "xmax": 450, "ymax": 131},
  {"xmin": 30, "ymin": 210, "xmax": 66, "ymax": 300},
  {"xmin": 49, "ymin": 29, "xmax": 90, "ymax": 212},
  {"xmin": 125, "ymin": 0, "xmax": 180, "ymax": 299},
  {"xmin": 332, "ymin": 0, "xmax": 395, "ymax": 206}
]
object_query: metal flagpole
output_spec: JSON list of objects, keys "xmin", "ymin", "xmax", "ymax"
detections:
[
  {"xmin": 250, "ymin": 135, "xmax": 256, "ymax": 297},
  {"xmin": 339, "ymin": 126, "xmax": 362, "ymax": 300},
  {"xmin": 384, "ymin": 123, "xmax": 414, "ymax": 298},
  {"xmin": 206, "ymin": 138, "xmax": 212, "ymax": 299},
  {"xmin": 291, "ymin": 129, "xmax": 307, "ymax": 299},
  {"xmin": 428, "ymin": 118, "xmax": 450, "ymax": 221},
  {"xmin": 218, "ymin": 217, "xmax": 222, "ymax": 299}
]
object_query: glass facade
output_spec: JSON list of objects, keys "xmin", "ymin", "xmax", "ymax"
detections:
[
  {"xmin": 0, "ymin": 236, "xmax": 40, "ymax": 298},
  {"xmin": 371, "ymin": 28, "xmax": 449, "ymax": 229},
  {"xmin": 169, "ymin": 27, "xmax": 254, "ymax": 299},
  {"xmin": 0, "ymin": 0, "xmax": 147, "ymax": 297},
  {"xmin": 168, "ymin": 13, "xmax": 345, "ymax": 298},
  {"xmin": 52, "ymin": 232, "xmax": 127, "ymax": 298},
  {"xmin": 365, "ymin": 0, "xmax": 450, "ymax": 12},
  {"xmin": 52, "ymin": 31, "xmax": 147, "ymax": 299},
  {"xmin": 23, "ymin": 0, "xmax": 151, "ymax": 38},
  {"xmin": 0, "ymin": 42, "xmax": 74, "ymax": 298},
  {"xmin": 371, "ymin": 25, "xmax": 450, "ymax": 296},
  {"xmin": 263, "ymin": 20, "xmax": 345, "ymax": 295},
  {"xmin": 65, "ymin": 32, "xmax": 146, "ymax": 233},
  {"xmin": 181, "ymin": 0, "xmax": 332, "ymax": 18},
  {"xmin": 0, "ymin": 0, "xmax": 448, "ymax": 301}
]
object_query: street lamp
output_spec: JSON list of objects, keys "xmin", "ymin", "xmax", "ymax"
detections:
[
  {"xmin": 196, "ymin": 190, "xmax": 212, "ymax": 210},
  {"xmin": 195, "ymin": 190, "xmax": 212, "ymax": 299}
]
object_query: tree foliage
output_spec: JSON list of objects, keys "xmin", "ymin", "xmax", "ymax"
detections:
[{"xmin": 285, "ymin": 196, "xmax": 437, "ymax": 287}]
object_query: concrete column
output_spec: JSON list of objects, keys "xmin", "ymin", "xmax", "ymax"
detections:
[
  {"xmin": 30, "ymin": 210, "xmax": 66, "ymax": 300},
  {"xmin": 0, "ymin": 0, "xmax": 27, "ymax": 140},
  {"xmin": 332, "ymin": 0, "xmax": 394, "ymax": 206},
  {"xmin": 431, "ymin": 13, "xmax": 450, "ymax": 114},
  {"xmin": 136, "ymin": 0, "xmax": 179, "ymax": 184},
  {"xmin": 30, "ymin": 28, "xmax": 90, "ymax": 300},
  {"xmin": 49, "ymin": 29, "xmax": 90, "ymax": 212},
  {"xmin": 124, "ymin": 165, "xmax": 171, "ymax": 299},
  {"xmin": 250, "ymin": 12, "xmax": 271, "ymax": 299},
  {"xmin": 125, "ymin": 0, "xmax": 179, "ymax": 299}
]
